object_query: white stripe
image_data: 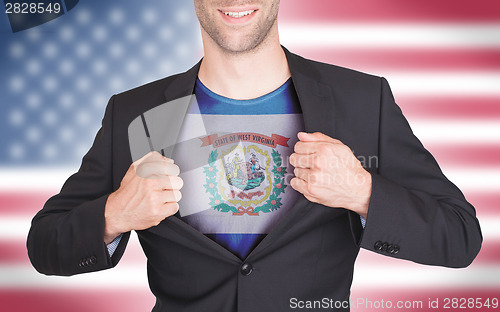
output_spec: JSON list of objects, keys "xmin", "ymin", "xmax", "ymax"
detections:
[
  {"xmin": 352, "ymin": 265, "xmax": 500, "ymax": 288},
  {"xmin": 0, "ymin": 233, "xmax": 148, "ymax": 290},
  {"xmin": 385, "ymin": 72, "xmax": 500, "ymax": 96},
  {"xmin": 409, "ymin": 119, "xmax": 500, "ymax": 145},
  {"xmin": 2, "ymin": 216, "xmax": 499, "ymax": 242},
  {"xmin": 0, "ymin": 265, "xmax": 148, "ymax": 290},
  {"xmin": 0, "ymin": 167, "xmax": 76, "ymax": 191},
  {"xmin": 441, "ymin": 168, "xmax": 500, "ymax": 193},
  {"xmin": 280, "ymin": 23, "xmax": 500, "ymax": 48}
]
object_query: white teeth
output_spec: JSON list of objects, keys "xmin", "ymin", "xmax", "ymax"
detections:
[{"xmin": 222, "ymin": 10, "xmax": 255, "ymax": 18}]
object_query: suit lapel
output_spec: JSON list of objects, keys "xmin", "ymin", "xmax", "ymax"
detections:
[
  {"xmin": 246, "ymin": 48, "xmax": 338, "ymax": 258},
  {"xmin": 284, "ymin": 47, "xmax": 337, "ymax": 136},
  {"xmin": 156, "ymin": 49, "xmax": 338, "ymax": 261},
  {"xmin": 163, "ymin": 60, "xmax": 201, "ymax": 101}
]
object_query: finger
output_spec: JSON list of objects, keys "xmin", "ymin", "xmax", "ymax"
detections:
[
  {"xmin": 290, "ymin": 154, "xmax": 315, "ymax": 169},
  {"xmin": 293, "ymin": 167, "xmax": 310, "ymax": 181},
  {"xmin": 125, "ymin": 152, "xmax": 160, "ymax": 183},
  {"xmin": 294, "ymin": 141, "xmax": 318, "ymax": 155},
  {"xmin": 164, "ymin": 158, "xmax": 174, "ymax": 164},
  {"xmin": 298, "ymin": 132, "xmax": 342, "ymax": 144},
  {"xmin": 161, "ymin": 176, "xmax": 184, "ymax": 191},
  {"xmin": 295, "ymin": 141, "xmax": 334, "ymax": 155},
  {"xmin": 158, "ymin": 190, "xmax": 182, "ymax": 203},
  {"xmin": 290, "ymin": 177, "xmax": 314, "ymax": 197},
  {"xmin": 134, "ymin": 151, "xmax": 174, "ymax": 168},
  {"xmin": 294, "ymin": 167, "xmax": 323, "ymax": 185},
  {"xmin": 134, "ymin": 151, "xmax": 161, "ymax": 166},
  {"xmin": 290, "ymin": 178, "xmax": 319, "ymax": 203},
  {"xmin": 142, "ymin": 153, "xmax": 174, "ymax": 165},
  {"xmin": 136, "ymin": 161, "xmax": 180, "ymax": 178},
  {"xmin": 162, "ymin": 202, "xmax": 180, "ymax": 216}
]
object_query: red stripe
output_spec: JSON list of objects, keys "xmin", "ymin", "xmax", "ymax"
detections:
[
  {"xmin": 0, "ymin": 290, "xmax": 154, "ymax": 312},
  {"xmin": 292, "ymin": 49, "xmax": 500, "ymax": 72},
  {"xmin": 0, "ymin": 192, "xmax": 49, "ymax": 215},
  {"xmin": 350, "ymin": 289, "xmax": 500, "ymax": 312},
  {"xmin": 0, "ymin": 239, "xmax": 146, "ymax": 265},
  {"xmin": 356, "ymin": 240, "xmax": 500, "ymax": 267},
  {"xmin": 425, "ymin": 144, "xmax": 500, "ymax": 167},
  {"xmin": 280, "ymin": 0, "xmax": 500, "ymax": 22},
  {"xmin": 0, "ymin": 289, "xmax": 498, "ymax": 312},
  {"xmin": 466, "ymin": 193, "xmax": 500, "ymax": 216},
  {"xmin": 0, "ymin": 241, "xmax": 29, "ymax": 265},
  {"xmin": 397, "ymin": 97, "xmax": 500, "ymax": 120}
]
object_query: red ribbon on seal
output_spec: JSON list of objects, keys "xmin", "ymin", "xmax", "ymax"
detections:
[{"xmin": 233, "ymin": 207, "xmax": 259, "ymax": 216}]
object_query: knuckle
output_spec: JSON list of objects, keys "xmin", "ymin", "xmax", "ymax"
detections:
[
  {"xmin": 294, "ymin": 142, "xmax": 303, "ymax": 153},
  {"xmin": 163, "ymin": 176, "xmax": 173, "ymax": 189},
  {"xmin": 151, "ymin": 219, "xmax": 160, "ymax": 227},
  {"xmin": 146, "ymin": 192, "xmax": 158, "ymax": 204},
  {"xmin": 142, "ymin": 177, "xmax": 158, "ymax": 189},
  {"xmin": 175, "ymin": 176, "xmax": 184, "ymax": 189},
  {"xmin": 310, "ymin": 170, "xmax": 324, "ymax": 185},
  {"xmin": 317, "ymin": 144, "xmax": 328, "ymax": 154},
  {"xmin": 150, "ymin": 204, "xmax": 162, "ymax": 217},
  {"xmin": 166, "ymin": 202, "xmax": 179, "ymax": 215},
  {"xmin": 167, "ymin": 163, "xmax": 180, "ymax": 176},
  {"xmin": 306, "ymin": 182, "xmax": 317, "ymax": 197},
  {"xmin": 340, "ymin": 145, "xmax": 353, "ymax": 156},
  {"xmin": 173, "ymin": 190, "xmax": 182, "ymax": 202},
  {"xmin": 313, "ymin": 156, "xmax": 323, "ymax": 168}
]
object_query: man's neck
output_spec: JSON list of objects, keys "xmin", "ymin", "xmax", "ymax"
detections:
[{"xmin": 197, "ymin": 28, "xmax": 291, "ymax": 100}]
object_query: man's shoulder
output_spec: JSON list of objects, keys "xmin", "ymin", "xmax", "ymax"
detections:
[
  {"xmin": 100, "ymin": 69, "xmax": 195, "ymax": 129},
  {"xmin": 288, "ymin": 50, "xmax": 382, "ymax": 87},
  {"xmin": 108, "ymin": 68, "xmax": 196, "ymax": 123}
]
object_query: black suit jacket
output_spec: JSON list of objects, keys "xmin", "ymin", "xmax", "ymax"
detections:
[{"xmin": 27, "ymin": 47, "xmax": 482, "ymax": 312}]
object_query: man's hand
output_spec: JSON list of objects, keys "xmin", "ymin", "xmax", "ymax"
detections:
[
  {"xmin": 104, "ymin": 151, "xmax": 183, "ymax": 244},
  {"xmin": 289, "ymin": 132, "xmax": 371, "ymax": 218}
]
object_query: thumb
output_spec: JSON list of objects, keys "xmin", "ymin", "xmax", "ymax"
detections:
[{"xmin": 297, "ymin": 132, "xmax": 341, "ymax": 144}]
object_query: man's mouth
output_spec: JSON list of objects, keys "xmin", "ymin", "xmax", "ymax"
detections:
[{"xmin": 220, "ymin": 10, "xmax": 256, "ymax": 18}]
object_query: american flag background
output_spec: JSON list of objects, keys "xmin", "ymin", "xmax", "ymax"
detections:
[{"xmin": 0, "ymin": 0, "xmax": 499, "ymax": 311}]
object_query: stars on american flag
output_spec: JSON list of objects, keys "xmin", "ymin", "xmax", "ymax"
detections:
[{"xmin": 2, "ymin": 1, "xmax": 201, "ymax": 165}]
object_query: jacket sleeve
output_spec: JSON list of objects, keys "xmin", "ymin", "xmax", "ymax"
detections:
[
  {"xmin": 27, "ymin": 95, "xmax": 130, "ymax": 276},
  {"xmin": 357, "ymin": 77, "xmax": 482, "ymax": 268}
]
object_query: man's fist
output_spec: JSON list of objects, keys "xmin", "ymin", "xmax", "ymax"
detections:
[
  {"xmin": 104, "ymin": 151, "xmax": 183, "ymax": 244},
  {"xmin": 289, "ymin": 132, "xmax": 371, "ymax": 218}
]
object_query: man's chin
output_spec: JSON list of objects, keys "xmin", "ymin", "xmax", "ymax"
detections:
[{"xmin": 216, "ymin": 35, "xmax": 268, "ymax": 55}]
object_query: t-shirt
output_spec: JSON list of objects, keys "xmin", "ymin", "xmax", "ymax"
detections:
[{"xmin": 173, "ymin": 78, "xmax": 305, "ymax": 259}]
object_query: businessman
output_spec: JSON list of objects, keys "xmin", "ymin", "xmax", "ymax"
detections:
[{"xmin": 28, "ymin": 1, "xmax": 482, "ymax": 311}]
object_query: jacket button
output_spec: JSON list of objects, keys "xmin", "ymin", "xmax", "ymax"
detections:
[
  {"xmin": 381, "ymin": 242, "xmax": 388, "ymax": 252},
  {"xmin": 240, "ymin": 263, "xmax": 253, "ymax": 276},
  {"xmin": 89, "ymin": 256, "xmax": 97, "ymax": 265},
  {"xmin": 387, "ymin": 244, "xmax": 394, "ymax": 253},
  {"xmin": 392, "ymin": 245, "xmax": 400, "ymax": 254},
  {"xmin": 374, "ymin": 241, "xmax": 383, "ymax": 251}
]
